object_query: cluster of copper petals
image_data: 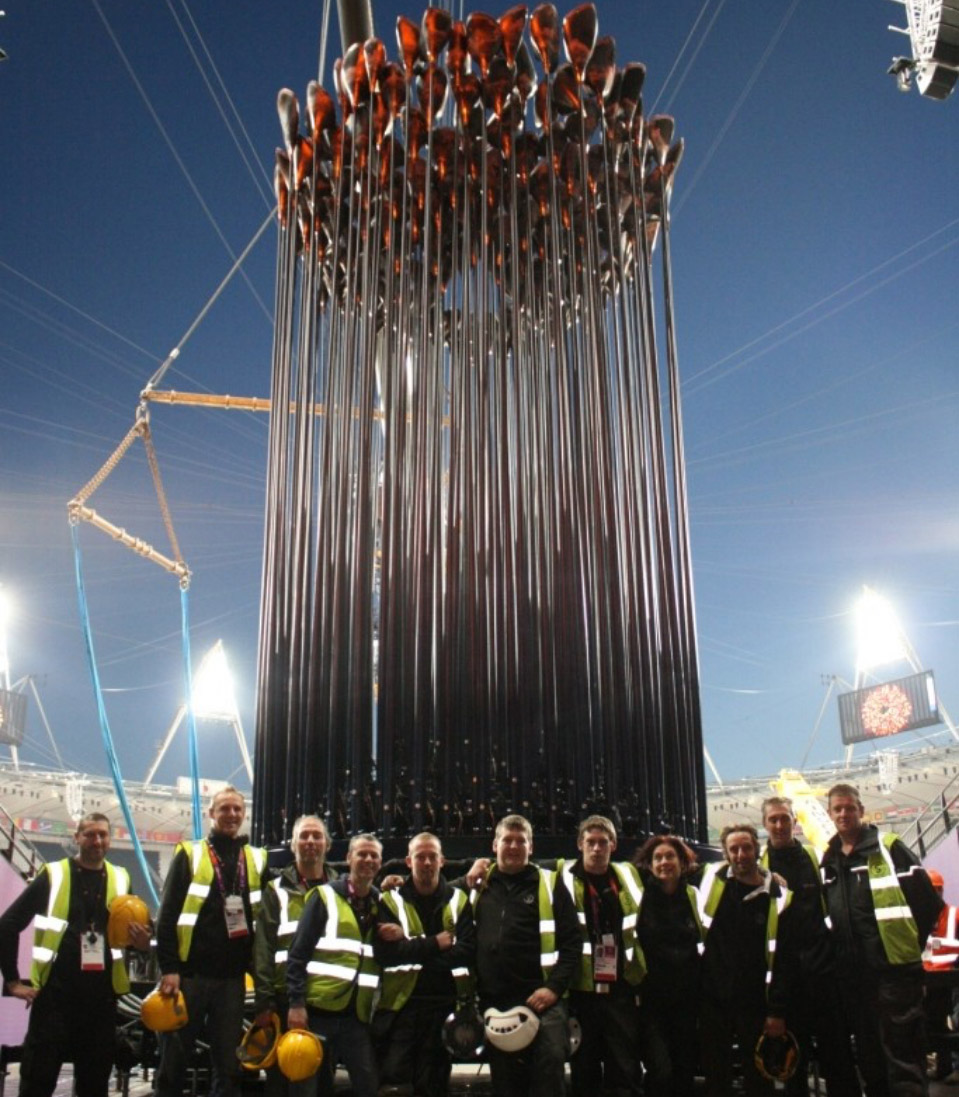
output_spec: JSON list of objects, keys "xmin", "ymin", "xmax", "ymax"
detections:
[{"xmin": 272, "ymin": 3, "xmax": 683, "ymax": 308}]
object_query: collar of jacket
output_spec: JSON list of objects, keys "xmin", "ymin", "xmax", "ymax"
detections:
[{"xmin": 825, "ymin": 822, "xmax": 880, "ymax": 859}]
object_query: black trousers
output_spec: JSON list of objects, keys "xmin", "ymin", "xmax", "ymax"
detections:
[
  {"xmin": 785, "ymin": 969, "xmax": 862, "ymax": 1097},
  {"xmin": 838, "ymin": 964, "xmax": 928, "ymax": 1097},
  {"xmin": 19, "ymin": 986, "xmax": 116, "ymax": 1097},
  {"xmin": 699, "ymin": 996, "xmax": 777, "ymax": 1097},
  {"xmin": 485, "ymin": 1000, "xmax": 568, "ymax": 1097},
  {"xmin": 569, "ymin": 989, "xmax": 641, "ymax": 1097},
  {"xmin": 637, "ymin": 994, "xmax": 697, "ymax": 1097},
  {"xmin": 375, "ymin": 999, "xmax": 453, "ymax": 1097}
]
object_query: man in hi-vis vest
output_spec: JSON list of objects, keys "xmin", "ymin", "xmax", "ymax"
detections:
[
  {"xmin": 821, "ymin": 782, "xmax": 942, "ymax": 1097},
  {"xmin": 285, "ymin": 833, "xmax": 387, "ymax": 1097},
  {"xmin": 472, "ymin": 814, "xmax": 580, "ymax": 1097},
  {"xmin": 698, "ymin": 822, "xmax": 796, "ymax": 1096},
  {"xmin": 154, "ymin": 786, "xmax": 268, "ymax": 1097},
  {"xmin": 0, "ymin": 812, "xmax": 149, "ymax": 1097},
  {"xmin": 558, "ymin": 815, "xmax": 646, "ymax": 1097},
  {"xmin": 252, "ymin": 814, "xmax": 337, "ymax": 1097},
  {"xmin": 373, "ymin": 831, "xmax": 476, "ymax": 1096}
]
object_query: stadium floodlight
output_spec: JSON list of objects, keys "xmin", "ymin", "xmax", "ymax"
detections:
[
  {"xmin": 192, "ymin": 641, "xmax": 237, "ymax": 721},
  {"xmin": 855, "ymin": 587, "xmax": 907, "ymax": 675}
]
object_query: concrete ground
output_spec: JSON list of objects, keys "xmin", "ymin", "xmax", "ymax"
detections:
[{"xmin": 9, "ymin": 1061, "xmax": 959, "ymax": 1095}]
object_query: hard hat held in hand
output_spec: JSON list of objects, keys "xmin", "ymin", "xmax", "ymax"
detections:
[
  {"xmin": 276, "ymin": 1029, "xmax": 324, "ymax": 1081},
  {"xmin": 483, "ymin": 1006, "xmax": 540, "ymax": 1052},
  {"xmin": 237, "ymin": 1013, "xmax": 281, "ymax": 1071},
  {"xmin": 108, "ymin": 894, "xmax": 149, "ymax": 948},
  {"xmin": 140, "ymin": 989, "xmax": 188, "ymax": 1032}
]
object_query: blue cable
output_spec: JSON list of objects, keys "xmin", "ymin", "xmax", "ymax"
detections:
[
  {"xmin": 70, "ymin": 522, "xmax": 161, "ymax": 908},
  {"xmin": 180, "ymin": 584, "xmax": 202, "ymax": 839}
]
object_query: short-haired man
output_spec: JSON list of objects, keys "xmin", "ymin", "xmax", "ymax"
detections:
[
  {"xmin": 286, "ymin": 834, "xmax": 386, "ymax": 1097},
  {"xmin": 698, "ymin": 823, "xmax": 795, "ymax": 1096},
  {"xmin": 0, "ymin": 813, "xmax": 149, "ymax": 1097},
  {"xmin": 373, "ymin": 832, "xmax": 476, "ymax": 1096},
  {"xmin": 559, "ymin": 815, "xmax": 646, "ymax": 1097},
  {"xmin": 821, "ymin": 782, "xmax": 942, "ymax": 1095},
  {"xmin": 154, "ymin": 787, "xmax": 268, "ymax": 1097},
  {"xmin": 472, "ymin": 814, "xmax": 581, "ymax": 1097},
  {"xmin": 759, "ymin": 797, "xmax": 861, "ymax": 1096},
  {"xmin": 252, "ymin": 815, "xmax": 337, "ymax": 1097}
]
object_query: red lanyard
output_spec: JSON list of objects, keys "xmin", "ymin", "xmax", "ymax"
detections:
[{"xmin": 208, "ymin": 841, "xmax": 246, "ymax": 896}]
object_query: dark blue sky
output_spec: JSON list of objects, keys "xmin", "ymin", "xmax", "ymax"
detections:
[{"xmin": 1, "ymin": 1, "xmax": 957, "ymax": 787}]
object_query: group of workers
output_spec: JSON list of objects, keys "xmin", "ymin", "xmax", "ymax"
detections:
[{"xmin": 0, "ymin": 780, "xmax": 952, "ymax": 1097}]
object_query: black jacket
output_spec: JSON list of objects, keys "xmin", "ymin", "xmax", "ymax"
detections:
[
  {"xmin": 821, "ymin": 824, "xmax": 942, "ymax": 974},
  {"xmin": 374, "ymin": 876, "xmax": 476, "ymax": 1003},
  {"xmin": 700, "ymin": 867, "xmax": 796, "ymax": 1018},
  {"xmin": 473, "ymin": 864, "xmax": 580, "ymax": 1010},
  {"xmin": 156, "ymin": 830, "xmax": 262, "ymax": 978},
  {"xmin": 764, "ymin": 840, "xmax": 835, "ymax": 974}
]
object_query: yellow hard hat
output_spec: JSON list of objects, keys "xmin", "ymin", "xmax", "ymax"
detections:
[
  {"xmin": 108, "ymin": 894, "xmax": 150, "ymax": 948},
  {"xmin": 276, "ymin": 1029, "xmax": 324, "ymax": 1081},
  {"xmin": 140, "ymin": 989, "xmax": 189, "ymax": 1033},
  {"xmin": 237, "ymin": 1014, "xmax": 281, "ymax": 1071}
]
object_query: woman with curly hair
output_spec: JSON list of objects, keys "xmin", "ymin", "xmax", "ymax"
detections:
[{"xmin": 633, "ymin": 835, "xmax": 704, "ymax": 1097}]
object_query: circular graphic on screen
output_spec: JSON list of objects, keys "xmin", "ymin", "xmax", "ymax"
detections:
[{"xmin": 861, "ymin": 683, "xmax": 913, "ymax": 738}]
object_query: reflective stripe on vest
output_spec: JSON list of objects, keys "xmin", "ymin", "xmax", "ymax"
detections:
[
  {"xmin": 175, "ymin": 839, "xmax": 266, "ymax": 962},
  {"xmin": 304, "ymin": 884, "xmax": 381, "ymax": 1022},
  {"xmin": 867, "ymin": 835, "xmax": 922, "ymax": 965},
  {"xmin": 270, "ymin": 878, "xmax": 307, "ymax": 988},
  {"xmin": 471, "ymin": 866, "xmax": 558, "ymax": 981},
  {"xmin": 378, "ymin": 887, "xmax": 474, "ymax": 1011},
  {"xmin": 31, "ymin": 859, "xmax": 131, "ymax": 995},
  {"xmin": 698, "ymin": 865, "xmax": 790, "ymax": 997},
  {"xmin": 558, "ymin": 860, "xmax": 646, "ymax": 990}
]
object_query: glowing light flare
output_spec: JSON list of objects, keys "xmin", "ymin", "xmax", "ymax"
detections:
[
  {"xmin": 855, "ymin": 587, "xmax": 907, "ymax": 674},
  {"xmin": 191, "ymin": 642, "xmax": 238, "ymax": 721},
  {"xmin": 0, "ymin": 585, "xmax": 12, "ymax": 687}
]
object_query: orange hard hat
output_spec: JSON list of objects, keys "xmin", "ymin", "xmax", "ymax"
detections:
[
  {"xmin": 108, "ymin": 894, "xmax": 150, "ymax": 948},
  {"xmin": 928, "ymin": 868, "xmax": 945, "ymax": 889},
  {"xmin": 276, "ymin": 1030, "xmax": 324, "ymax": 1081},
  {"xmin": 140, "ymin": 989, "xmax": 189, "ymax": 1032}
]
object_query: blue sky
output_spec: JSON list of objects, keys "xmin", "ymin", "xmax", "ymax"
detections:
[{"xmin": 1, "ymin": 1, "xmax": 957, "ymax": 789}]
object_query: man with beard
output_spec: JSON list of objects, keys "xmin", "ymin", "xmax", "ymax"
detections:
[
  {"xmin": 373, "ymin": 832, "xmax": 476, "ymax": 1096},
  {"xmin": 0, "ymin": 812, "xmax": 148, "ymax": 1097},
  {"xmin": 698, "ymin": 823, "xmax": 796, "ymax": 1096}
]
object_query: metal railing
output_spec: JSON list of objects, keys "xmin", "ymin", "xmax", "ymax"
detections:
[
  {"xmin": 0, "ymin": 800, "xmax": 46, "ymax": 880},
  {"xmin": 898, "ymin": 771, "xmax": 959, "ymax": 858}
]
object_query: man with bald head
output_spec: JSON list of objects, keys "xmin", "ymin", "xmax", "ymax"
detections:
[{"xmin": 374, "ymin": 832, "xmax": 476, "ymax": 1096}]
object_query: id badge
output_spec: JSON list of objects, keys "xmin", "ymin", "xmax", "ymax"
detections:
[
  {"xmin": 224, "ymin": 894, "xmax": 249, "ymax": 938},
  {"xmin": 81, "ymin": 931, "xmax": 105, "ymax": 971},
  {"xmin": 593, "ymin": 934, "xmax": 617, "ymax": 983}
]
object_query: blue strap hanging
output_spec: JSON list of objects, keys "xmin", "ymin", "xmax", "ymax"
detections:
[
  {"xmin": 70, "ymin": 521, "xmax": 160, "ymax": 907},
  {"xmin": 180, "ymin": 584, "xmax": 203, "ymax": 839}
]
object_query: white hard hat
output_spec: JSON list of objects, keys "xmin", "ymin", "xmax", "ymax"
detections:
[{"xmin": 483, "ymin": 1006, "xmax": 541, "ymax": 1052}]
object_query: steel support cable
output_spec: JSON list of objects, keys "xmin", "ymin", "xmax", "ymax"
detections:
[
  {"xmin": 144, "ymin": 208, "xmax": 277, "ymax": 395},
  {"xmin": 90, "ymin": 0, "xmax": 273, "ymax": 323}
]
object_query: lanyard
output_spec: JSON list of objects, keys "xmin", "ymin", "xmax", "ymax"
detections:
[
  {"xmin": 585, "ymin": 873, "xmax": 618, "ymax": 940},
  {"xmin": 208, "ymin": 841, "xmax": 246, "ymax": 896}
]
